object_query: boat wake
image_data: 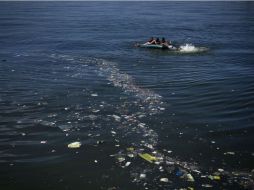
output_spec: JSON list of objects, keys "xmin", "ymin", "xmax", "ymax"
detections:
[{"xmin": 178, "ymin": 43, "xmax": 209, "ymax": 53}]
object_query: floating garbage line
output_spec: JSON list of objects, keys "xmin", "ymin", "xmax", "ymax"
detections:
[{"xmin": 45, "ymin": 53, "xmax": 253, "ymax": 189}]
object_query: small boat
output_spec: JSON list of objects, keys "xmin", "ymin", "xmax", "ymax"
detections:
[{"xmin": 136, "ymin": 43, "xmax": 177, "ymax": 51}]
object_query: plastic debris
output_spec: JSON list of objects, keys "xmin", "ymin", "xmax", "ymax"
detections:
[
  {"xmin": 112, "ymin": 115, "xmax": 121, "ymax": 122},
  {"xmin": 117, "ymin": 157, "xmax": 125, "ymax": 163},
  {"xmin": 138, "ymin": 153, "xmax": 157, "ymax": 163},
  {"xmin": 224, "ymin": 152, "xmax": 235, "ymax": 155},
  {"xmin": 67, "ymin": 142, "xmax": 81, "ymax": 149},
  {"xmin": 127, "ymin": 147, "xmax": 134, "ymax": 151},
  {"xmin": 208, "ymin": 175, "xmax": 221, "ymax": 180},
  {"xmin": 40, "ymin": 141, "xmax": 47, "ymax": 144},
  {"xmin": 94, "ymin": 160, "xmax": 98, "ymax": 163},
  {"xmin": 127, "ymin": 153, "xmax": 135, "ymax": 158},
  {"xmin": 160, "ymin": 178, "xmax": 169, "ymax": 183},
  {"xmin": 138, "ymin": 123, "xmax": 146, "ymax": 128},
  {"xmin": 140, "ymin": 173, "xmax": 146, "ymax": 179},
  {"xmin": 185, "ymin": 173, "xmax": 195, "ymax": 182},
  {"xmin": 188, "ymin": 187, "xmax": 194, "ymax": 190},
  {"xmin": 91, "ymin": 93, "xmax": 98, "ymax": 97},
  {"xmin": 201, "ymin": 184, "xmax": 213, "ymax": 188},
  {"xmin": 125, "ymin": 162, "xmax": 131, "ymax": 167},
  {"xmin": 218, "ymin": 168, "xmax": 224, "ymax": 172},
  {"xmin": 176, "ymin": 170, "xmax": 184, "ymax": 177},
  {"xmin": 145, "ymin": 144, "xmax": 154, "ymax": 149}
]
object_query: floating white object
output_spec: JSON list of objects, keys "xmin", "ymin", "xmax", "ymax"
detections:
[
  {"xmin": 67, "ymin": 142, "xmax": 81, "ymax": 149},
  {"xmin": 140, "ymin": 174, "xmax": 146, "ymax": 179},
  {"xmin": 160, "ymin": 178, "xmax": 169, "ymax": 183}
]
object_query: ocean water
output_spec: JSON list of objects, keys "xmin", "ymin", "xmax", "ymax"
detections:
[{"xmin": 0, "ymin": 2, "xmax": 254, "ymax": 190}]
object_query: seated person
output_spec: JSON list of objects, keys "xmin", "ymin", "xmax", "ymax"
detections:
[
  {"xmin": 144, "ymin": 37, "xmax": 156, "ymax": 45},
  {"xmin": 155, "ymin": 38, "xmax": 161, "ymax": 45},
  {"xmin": 161, "ymin": 37, "xmax": 170, "ymax": 46}
]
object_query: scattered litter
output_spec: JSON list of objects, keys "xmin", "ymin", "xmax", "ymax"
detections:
[
  {"xmin": 111, "ymin": 131, "xmax": 117, "ymax": 135},
  {"xmin": 112, "ymin": 115, "xmax": 121, "ymax": 122},
  {"xmin": 218, "ymin": 168, "xmax": 224, "ymax": 172},
  {"xmin": 160, "ymin": 178, "xmax": 169, "ymax": 183},
  {"xmin": 224, "ymin": 152, "xmax": 235, "ymax": 155},
  {"xmin": 67, "ymin": 142, "xmax": 81, "ymax": 149},
  {"xmin": 138, "ymin": 153, "xmax": 157, "ymax": 163},
  {"xmin": 185, "ymin": 173, "xmax": 195, "ymax": 182},
  {"xmin": 145, "ymin": 144, "xmax": 154, "ymax": 149},
  {"xmin": 176, "ymin": 170, "xmax": 184, "ymax": 177},
  {"xmin": 127, "ymin": 147, "xmax": 134, "ymax": 151},
  {"xmin": 117, "ymin": 157, "xmax": 125, "ymax": 163},
  {"xmin": 91, "ymin": 93, "xmax": 98, "ymax": 97},
  {"xmin": 193, "ymin": 170, "xmax": 201, "ymax": 174},
  {"xmin": 96, "ymin": 140, "xmax": 104, "ymax": 145},
  {"xmin": 166, "ymin": 161, "xmax": 174, "ymax": 165},
  {"xmin": 138, "ymin": 123, "xmax": 146, "ymax": 128},
  {"xmin": 92, "ymin": 109, "xmax": 100, "ymax": 113},
  {"xmin": 188, "ymin": 187, "xmax": 194, "ymax": 190},
  {"xmin": 140, "ymin": 173, "xmax": 146, "ymax": 179},
  {"xmin": 21, "ymin": 133, "xmax": 26, "ymax": 136},
  {"xmin": 208, "ymin": 175, "xmax": 221, "ymax": 180},
  {"xmin": 40, "ymin": 141, "xmax": 47, "ymax": 144},
  {"xmin": 125, "ymin": 162, "xmax": 131, "ymax": 167},
  {"xmin": 201, "ymin": 184, "xmax": 213, "ymax": 188},
  {"xmin": 126, "ymin": 153, "xmax": 134, "ymax": 158},
  {"xmin": 94, "ymin": 160, "xmax": 98, "ymax": 163}
]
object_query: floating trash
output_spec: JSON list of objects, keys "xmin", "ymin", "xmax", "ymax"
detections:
[
  {"xmin": 117, "ymin": 157, "xmax": 125, "ymax": 163},
  {"xmin": 201, "ymin": 184, "xmax": 213, "ymax": 188},
  {"xmin": 67, "ymin": 142, "xmax": 81, "ymax": 149},
  {"xmin": 127, "ymin": 147, "xmax": 134, "ymax": 151},
  {"xmin": 224, "ymin": 152, "xmax": 235, "ymax": 155},
  {"xmin": 176, "ymin": 169, "xmax": 184, "ymax": 177},
  {"xmin": 125, "ymin": 162, "xmax": 131, "ymax": 167},
  {"xmin": 218, "ymin": 168, "xmax": 224, "ymax": 172},
  {"xmin": 140, "ymin": 173, "xmax": 146, "ymax": 179},
  {"xmin": 138, "ymin": 153, "xmax": 157, "ymax": 163},
  {"xmin": 91, "ymin": 93, "xmax": 98, "ymax": 97},
  {"xmin": 208, "ymin": 175, "xmax": 221, "ymax": 180},
  {"xmin": 112, "ymin": 114, "xmax": 121, "ymax": 122},
  {"xmin": 185, "ymin": 173, "xmax": 195, "ymax": 182},
  {"xmin": 127, "ymin": 153, "xmax": 135, "ymax": 158},
  {"xmin": 160, "ymin": 178, "xmax": 169, "ymax": 183}
]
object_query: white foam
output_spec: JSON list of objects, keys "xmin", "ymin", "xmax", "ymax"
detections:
[
  {"xmin": 179, "ymin": 43, "xmax": 208, "ymax": 53},
  {"xmin": 179, "ymin": 43, "xmax": 199, "ymax": 52}
]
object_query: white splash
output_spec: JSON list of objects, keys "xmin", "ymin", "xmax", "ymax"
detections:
[{"xmin": 179, "ymin": 43, "xmax": 208, "ymax": 53}]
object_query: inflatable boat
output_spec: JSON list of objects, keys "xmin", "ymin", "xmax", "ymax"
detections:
[{"xmin": 137, "ymin": 43, "xmax": 177, "ymax": 51}]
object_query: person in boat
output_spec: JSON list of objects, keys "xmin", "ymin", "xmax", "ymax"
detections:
[
  {"xmin": 161, "ymin": 37, "xmax": 170, "ymax": 46},
  {"xmin": 144, "ymin": 37, "xmax": 156, "ymax": 45},
  {"xmin": 155, "ymin": 38, "xmax": 161, "ymax": 45}
]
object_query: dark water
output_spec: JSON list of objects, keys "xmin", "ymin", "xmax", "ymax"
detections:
[{"xmin": 0, "ymin": 2, "xmax": 254, "ymax": 190}]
